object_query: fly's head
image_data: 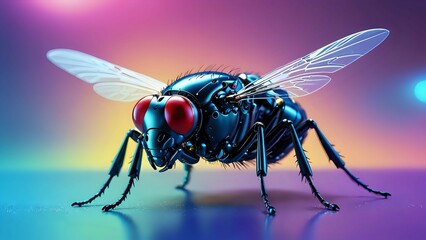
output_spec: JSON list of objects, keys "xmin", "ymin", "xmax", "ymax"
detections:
[{"xmin": 132, "ymin": 95, "xmax": 198, "ymax": 170}]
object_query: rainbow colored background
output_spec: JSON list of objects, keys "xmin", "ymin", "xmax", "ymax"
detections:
[{"xmin": 1, "ymin": 0, "xmax": 425, "ymax": 171}]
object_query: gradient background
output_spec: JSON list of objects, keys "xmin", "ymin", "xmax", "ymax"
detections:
[
  {"xmin": 1, "ymin": 0, "xmax": 425, "ymax": 171},
  {"xmin": 1, "ymin": 1, "xmax": 426, "ymax": 240}
]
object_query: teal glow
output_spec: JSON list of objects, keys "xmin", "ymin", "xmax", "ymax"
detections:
[{"xmin": 414, "ymin": 80, "xmax": 426, "ymax": 103}]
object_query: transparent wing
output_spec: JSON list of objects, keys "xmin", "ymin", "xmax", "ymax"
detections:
[
  {"xmin": 47, "ymin": 49, "xmax": 166, "ymax": 101},
  {"xmin": 93, "ymin": 82, "xmax": 157, "ymax": 102},
  {"xmin": 282, "ymin": 75, "xmax": 330, "ymax": 97},
  {"xmin": 234, "ymin": 28, "xmax": 389, "ymax": 99}
]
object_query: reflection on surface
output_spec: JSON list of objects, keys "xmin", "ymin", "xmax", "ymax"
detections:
[
  {"xmin": 262, "ymin": 215, "xmax": 275, "ymax": 240},
  {"xmin": 107, "ymin": 211, "xmax": 142, "ymax": 240},
  {"xmin": 107, "ymin": 188, "xmax": 333, "ymax": 240},
  {"xmin": 107, "ymin": 188, "xmax": 259, "ymax": 239},
  {"xmin": 2, "ymin": 170, "xmax": 421, "ymax": 240},
  {"xmin": 301, "ymin": 210, "xmax": 334, "ymax": 240}
]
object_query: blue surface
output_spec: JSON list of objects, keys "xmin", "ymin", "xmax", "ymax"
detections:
[{"xmin": 1, "ymin": 170, "xmax": 425, "ymax": 240}]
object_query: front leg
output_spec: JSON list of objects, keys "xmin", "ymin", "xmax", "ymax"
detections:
[
  {"xmin": 176, "ymin": 164, "xmax": 193, "ymax": 189},
  {"xmin": 102, "ymin": 138, "xmax": 143, "ymax": 211},
  {"xmin": 72, "ymin": 129, "xmax": 141, "ymax": 207}
]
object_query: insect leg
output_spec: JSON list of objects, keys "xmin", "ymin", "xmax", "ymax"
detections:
[
  {"xmin": 280, "ymin": 119, "xmax": 340, "ymax": 211},
  {"xmin": 226, "ymin": 122, "xmax": 276, "ymax": 214},
  {"xmin": 71, "ymin": 129, "xmax": 141, "ymax": 207},
  {"xmin": 256, "ymin": 123, "xmax": 276, "ymax": 215},
  {"xmin": 102, "ymin": 138, "xmax": 143, "ymax": 212},
  {"xmin": 176, "ymin": 164, "xmax": 193, "ymax": 189},
  {"xmin": 300, "ymin": 119, "xmax": 391, "ymax": 197}
]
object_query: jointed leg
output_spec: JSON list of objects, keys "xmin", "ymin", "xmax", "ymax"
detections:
[
  {"xmin": 259, "ymin": 176, "xmax": 276, "ymax": 215},
  {"xmin": 306, "ymin": 177, "xmax": 339, "ymax": 210},
  {"xmin": 226, "ymin": 122, "xmax": 276, "ymax": 214},
  {"xmin": 176, "ymin": 164, "xmax": 193, "ymax": 189},
  {"xmin": 256, "ymin": 123, "xmax": 276, "ymax": 215},
  {"xmin": 299, "ymin": 119, "xmax": 390, "ymax": 197},
  {"xmin": 275, "ymin": 119, "xmax": 339, "ymax": 210},
  {"xmin": 102, "ymin": 139, "xmax": 143, "ymax": 211},
  {"xmin": 71, "ymin": 175, "xmax": 114, "ymax": 207},
  {"xmin": 72, "ymin": 129, "xmax": 141, "ymax": 207}
]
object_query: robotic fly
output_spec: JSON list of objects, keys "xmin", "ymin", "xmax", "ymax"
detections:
[{"xmin": 48, "ymin": 28, "xmax": 391, "ymax": 215}]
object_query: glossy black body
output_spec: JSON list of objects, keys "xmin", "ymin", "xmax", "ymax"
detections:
[
  {"xmin": 161, "ymin": 71, "xmax": 307, "ymax": 166},
  {"xmin": 65, "ymin": 29, "xmax": 392, "ymax": 212}
]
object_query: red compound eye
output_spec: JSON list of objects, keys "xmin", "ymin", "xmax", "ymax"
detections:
[
  {"xmin": 164, "ymin": 96, "xmax": 195, "ymax": 135},
  {"xmin": 132, "ymin": 96, "xmax": 153, "ymax": 131}
]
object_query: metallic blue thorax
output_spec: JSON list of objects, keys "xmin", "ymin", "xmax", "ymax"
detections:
[{"xmin": 155, "ymin": 71, "xmax": 307, "ymax": 165}]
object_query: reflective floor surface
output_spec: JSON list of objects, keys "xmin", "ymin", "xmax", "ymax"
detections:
[{"xmin": 0, "ymin": 169, "xmax": 425, "ymax": 240}]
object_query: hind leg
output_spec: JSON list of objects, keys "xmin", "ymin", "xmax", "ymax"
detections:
[
  {"xmin": 298, "ymin": 119, "xmax": 390, "ymax": 197},
  {"xmin": 283, "ymin": 120, "xmax": 340, "ymax": 210},
  {"xmin": 267, "ymin": 119, "xmax": 339, "ymax": 210}
]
